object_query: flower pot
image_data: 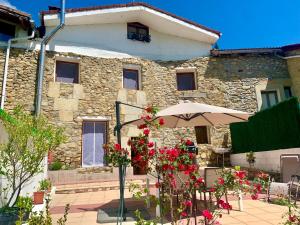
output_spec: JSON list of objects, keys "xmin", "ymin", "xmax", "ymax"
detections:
[{"xmin": 33, "ymin": 191, "xmax": 44, "ymax": 205}]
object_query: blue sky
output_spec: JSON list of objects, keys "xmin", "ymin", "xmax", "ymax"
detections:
[{"xmin": 3, "ymin": 0, "xmax": 300, "ymax": 49}]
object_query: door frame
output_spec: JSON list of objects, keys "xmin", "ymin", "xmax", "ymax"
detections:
[{"xmin": 81, "ymin": 120, "xmax": 109, "ymax": 167}]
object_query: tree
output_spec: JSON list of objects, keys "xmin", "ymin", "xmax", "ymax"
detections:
[{"xmin": 0, "ymin": 107, "xmax": 65, "ymax": 208}]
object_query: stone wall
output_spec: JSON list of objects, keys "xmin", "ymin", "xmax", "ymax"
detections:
[{"xmin": 0, "ymin": 48, "xmax": 290, "ymax": 168}]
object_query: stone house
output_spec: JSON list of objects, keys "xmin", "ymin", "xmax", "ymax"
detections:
[{"xmin": 0, "ymin": 3, "xmax": 297, "ymax": 175}]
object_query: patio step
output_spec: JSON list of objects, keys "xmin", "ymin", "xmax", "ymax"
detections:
[{"xmin": 55, "ymin": 178, "xmax": 156, "ymax": 194}]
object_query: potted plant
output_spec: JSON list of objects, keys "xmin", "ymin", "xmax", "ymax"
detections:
[
  {"xmin": 33, "ymin": 179, "xmax": 51, "ymax": 205},
  {"xmin": 246, "ymin": 151, "xmax": 256, "ymax": 168}
]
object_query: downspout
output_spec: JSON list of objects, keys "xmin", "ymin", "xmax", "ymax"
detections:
[
  {"xmin": 35, "ymin": 0, "xmax": 65, "ymax": 116},
  {"xmin": 0, "ymin": 24, "xmax": 35, "ymax": 110}
]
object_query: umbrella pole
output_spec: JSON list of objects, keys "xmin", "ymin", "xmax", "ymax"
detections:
[{"xmin": 116, "ymin": 101, "xmax": 126, "ymax": 224}]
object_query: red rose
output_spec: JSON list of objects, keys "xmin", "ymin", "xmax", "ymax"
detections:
[
  {"xmin": 146, "ymin": 115, "xmax": 152, "ymax": 121},
  {"xmin": 196, "ymin": 177, "xmax": 204, "ymax": 184},
  {"xmin": 218, "ymin": 177, "xmax": 225, "ymax": 185},
  {"xmin": 186, "ymin": 139, "xmax": 193, "ymax": 146},
  {"xmin": 147, "ymin": 142, "xmax": 154, "ymax": 148},
  {"xmin": 159, "ymin": 118, "xmax": 165, "ymax": 125},
  {"xmin": 251, "ymin": 194, "xmax": 258, "ymax": 200},
  {"xmin": 202, "ymin": 210, "xmax": 213, "ymax": 220},
  {"xmin": 143, "ymin": 129, "xmax": 150, "ymax": 136},
  {"xmin": 178, "ymin": 164, "xmax": 185, "ymax": 171},
  {"xmin": 184, "ymin": 200, "xmax": 192, "ymax": 207},
  {"xmin": 181, "ymin": 211, "xmax": 188, "ymax": 217},
  {"xmin": 138, "ymin": 124, "xmax": 147, "ymax": 129},
  {"xmin": 235, "ymin": 171, "xmax": 246, "ymax": 180},
  {"xmin": 155, "ymin": 182, "xmax": 160, "ymax": 188},
  {"xmin": 114, "ymin": 143, "xmax": 121, "ymax": 150},
  {"xmin": 149, "ymin": 149, "xmax": 155, "ymax": 157}
]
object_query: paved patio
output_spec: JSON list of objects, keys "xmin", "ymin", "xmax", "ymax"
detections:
[{"xmin": 50, "ymin": 189, "xmax": 288, "ymax": 225}]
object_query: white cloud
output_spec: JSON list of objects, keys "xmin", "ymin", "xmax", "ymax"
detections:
[{"xmin": 0, "ymin": 0, "xmax": 17, "ymax": 9}]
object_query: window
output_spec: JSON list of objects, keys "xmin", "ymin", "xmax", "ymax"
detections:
[
  {"xmin": 284, "ymin": 86, "xmax": 293, "ymax": 99},
  {"xmin": 127, "ymin": 22, "xmax": 151, "ymax": 42},
  {"xmin": 123, "ymin": 69, "xmax": 140, "ymax": 90},
  {"xmin": 55, "ymin": 61, "xmax": 79, "ymax": 83},
  {"xmin": 0, "ymin": 21, "xmax": 15, "ymax": 41},
  {"xmin": 261, "ymin": 90, "xmax": 278, "ymax": 110},
  {"xmin": 82, "ymin": 121, "xmax": 107, "ymax": 167},
  {"xmin": 195, "ymin": 126, "xmax": 210, "ymax": 144},
  {"xmin": 176, "ymin": 73, "xmax": 196, "ymax": 91}
]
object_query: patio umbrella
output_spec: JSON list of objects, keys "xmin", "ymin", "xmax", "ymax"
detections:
[{"xmin": 127, "ymin": 101, "xmax": 250, "ymax": 128}]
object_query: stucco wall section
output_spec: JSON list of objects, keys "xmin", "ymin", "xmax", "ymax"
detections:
[{"xmin": 286, "ymin": 58, "xmax": 300, "ymax": 99}]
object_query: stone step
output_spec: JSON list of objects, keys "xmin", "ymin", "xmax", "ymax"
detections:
[{"xmin": 55, "ymin": 178, "xmax": 156, "ymax": 194}]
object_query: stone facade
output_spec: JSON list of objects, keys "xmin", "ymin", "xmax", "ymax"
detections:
[{"xmin": 0, "ymin": 47, "xmax": 290, "ymax": 168}]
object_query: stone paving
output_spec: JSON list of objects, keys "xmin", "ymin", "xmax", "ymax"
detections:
[{"xmin": 50, "ymin": 189, "xmax": 288, "ymax": 225}]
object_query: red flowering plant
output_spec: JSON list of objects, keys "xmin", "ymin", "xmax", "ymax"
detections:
[{"xmin": 103, "ymin": 143, "xmax": 130, "ymax": 167}]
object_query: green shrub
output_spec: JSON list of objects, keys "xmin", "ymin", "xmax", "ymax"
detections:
[{"xmin": 49, "ymin": 161, "xmax": 63, "ymax": 171}]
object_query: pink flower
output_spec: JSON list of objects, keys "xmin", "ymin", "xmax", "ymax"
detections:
[
  {"xmin": 143, "ymin": 129, "xmax": 150, "ymax": 136},
  {"xmin": 202, "ymin": 210, "xmax": 213, "ymax": 220}
]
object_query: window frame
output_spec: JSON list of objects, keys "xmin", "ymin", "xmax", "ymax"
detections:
[
  {"xmin": 81, "ymin": 120, "xmax": 109, "ymax": 167},
  {"xmin": 122, "ymin": 65, "xmax": 142, "ymax": 90},
  {"xmin": 127, "ymin": 22, "xmax": 151, "ymax": 43},
  {"xmin": 195, "ymin": 126, "xmax": 211, "ymax": 144},
  {"xmin": 55, "ymin": 58, "xmax": 80, "ymax": 84},
  {"xmin": 260, "ymin": 90, "xmax": 279, "ymax": 110},
  {"xmin": 176, "ymin": 72, "xmax": 197, "ymax": 91},
  {"xmin": 284, "ymin": 86, "xmax": 293, "ymax": 99}
]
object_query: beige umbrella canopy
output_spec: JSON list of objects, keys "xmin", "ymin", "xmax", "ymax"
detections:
[{"xmin": 127, "ymin": 101, "xmax": 250, "ymax": 128}]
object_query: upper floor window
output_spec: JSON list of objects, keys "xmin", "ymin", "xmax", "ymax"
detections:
[
  {"xmin": 261, "ymin": 90, "xmax": 278, "ymax": 110},
  {"xmin": 0, "ymin": 21, "xmax": 15, "ymax": 42},
  {"xmin": 284, "ymin": 86, "xmax": 293, "ymax": 99},
  {"xmin": 127, "ymin": 22, "xmax": 151, "ymax": 43},
  {"xmin": 176, "ymin": 72, "xmax": 196, "ymax": 91},
  {"xmin": 56, "ymin": 60, "xmax": 79, "ymax": 84},
  {"xmin": 123, "ymin": 69, "xmax": 140, "ymax": 90}
]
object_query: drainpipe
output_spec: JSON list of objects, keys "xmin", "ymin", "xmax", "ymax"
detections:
[
  {"xmin": 0, "ymin": 24, "xmax": 35, "ymax": 110},
  {"xmin": 35, "ymin": 0, "xmax": 65, "ymax": 116}
]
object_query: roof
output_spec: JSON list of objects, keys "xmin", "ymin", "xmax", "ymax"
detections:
[
  {"xmin": 40, "ymin": 2, "xmax": 221, "ymax": 37},
  {"xmin": 211, "ymin": 47, "xmax": 282, "ymax": 56},
  {"xmin": 281, "ymin": 43, "xmax": 300, "ymax": 52},
  {"xmin": 0, "ymin": 5, "xmax": 31, "ymax": 28}
]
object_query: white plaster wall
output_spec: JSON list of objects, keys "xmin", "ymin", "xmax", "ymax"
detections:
[
  {"xmin": 230, "ymin": 148, "xmax": 300, "ymax": 172},
  {"xmin": 46, "ymin": 23, "xmax": 212, "ymax": 60}
]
